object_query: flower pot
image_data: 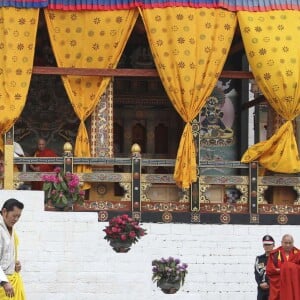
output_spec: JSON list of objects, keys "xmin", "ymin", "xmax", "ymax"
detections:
[
  {"xmin": 53, "ymin": 202, "xmax": 67, "ymax": 211},
  {"xmin": 52, "ymin": 198, "xmax": 74, "ymax": 211},
  {"xmin": 157, "ymin": 279, "xmax": 181, "ymax": 294},
  {"xmin": 109, "ymin": 240, "xmax": 132, "ymax": 253}
]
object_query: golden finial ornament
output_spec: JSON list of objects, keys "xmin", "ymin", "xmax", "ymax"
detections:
[{"xmin": 63, "ymin": 142, "xmax": 73, "ymax": 153}]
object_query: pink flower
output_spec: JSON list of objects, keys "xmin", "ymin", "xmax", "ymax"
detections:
[
  {"xmin": 54, "ymin": 167, "xmax": 61, "ymax": 173},
  {"xmin": 120, "ymin": 234, "xmax": 127, "ymax": 241},
  {"xmin": 111, "ymin": 227, "xmax": 118, "ymax": 233},
  {"xmin": 129, "ymin": 231, "xmax": 136, "ymax": 238}
]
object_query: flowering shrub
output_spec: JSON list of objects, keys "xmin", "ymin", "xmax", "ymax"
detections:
[
  {"xmin": 152, "ymin": 257, "xmax": 188, "ymax": 286},
  {"xmin": 103, "ymin": 214, "xmax": 147, "ymax": 244},
  {"xmin": 42, "ymin": 167, "xmax": 85, "ymax": 208}
]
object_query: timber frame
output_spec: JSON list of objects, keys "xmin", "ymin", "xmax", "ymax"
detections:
[{"xmin": 11, "ymin": 149, "xmax": 300, "ymax": 225}]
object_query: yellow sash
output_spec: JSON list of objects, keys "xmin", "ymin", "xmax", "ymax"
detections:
[{"xmin": 0, "ymin": 232, "xmax": 26, "ymax": 299}]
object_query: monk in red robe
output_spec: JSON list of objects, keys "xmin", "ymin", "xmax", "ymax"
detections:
[
  {"xmin": 30, "ymin": 138, "xmax": 57, "ymax": 190},
  {"xmin": 280, "ymin": 259, "xmax": 300, "ymax": 300},
  {"xmin": 266, "ymin": 234, "xmax": 299, "ymax": 300}
]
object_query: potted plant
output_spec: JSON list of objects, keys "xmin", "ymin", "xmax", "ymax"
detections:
[
  {"xmin": 152, "ymin": 257, "xmax": 188, "ymax": 294},
  {"xmin": 42, "ymin": 167, "xmax": 85, "ymax": 210},
  {"xmin": 103, "ymin": 214, "xmax": 147, "ymax": 253}
]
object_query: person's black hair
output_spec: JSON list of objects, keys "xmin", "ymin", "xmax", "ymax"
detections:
[{"xmin": 1, "ymin": 198, "xmax": 24, "ymax": 213}]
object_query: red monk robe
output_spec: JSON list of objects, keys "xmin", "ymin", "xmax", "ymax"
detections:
[
  {"xmin": 280, "ymin": 260, "xmax": 300, "ymax": 300},
  {"xmin": 31, "ymin": 148, "xmax": 57, "ymax": 190},
  {"xmin": 266, "ymin": 246, "xmax": 299, "ymax": 300}
]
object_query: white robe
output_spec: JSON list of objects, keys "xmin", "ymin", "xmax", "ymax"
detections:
[{"xmin": 0, "ymin": 215, "xmax": 16, "ymax": 283}]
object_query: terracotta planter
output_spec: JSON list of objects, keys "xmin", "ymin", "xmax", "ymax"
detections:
[
  {"xmin": 109, "ymin": 240, "xmax": 132, "ymax": 253},
  {"xmin": 157, "ymin": 279, "xmax": 181, "ymax": 294}
]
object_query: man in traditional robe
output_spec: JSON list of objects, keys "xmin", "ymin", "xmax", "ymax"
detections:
[
  {"xmin": 30, "ymin": 138, "xmax": 57, "ymax": 190},
  {"xmin": 0, "ymin": 198, "xmax": 26, "ymax": 299},
  {"xmin": 266, "ymin": 234, "xmax": 299, "ymax": 300}
]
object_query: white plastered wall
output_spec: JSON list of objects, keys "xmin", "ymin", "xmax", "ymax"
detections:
[{"xmin": 0, "ymin": 190, "xmax": 297, "ymax": 300}]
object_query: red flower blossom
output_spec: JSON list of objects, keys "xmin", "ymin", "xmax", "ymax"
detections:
[{"xmin": 103, "ymin": 214, "xmax": 147, "ymax": 244}]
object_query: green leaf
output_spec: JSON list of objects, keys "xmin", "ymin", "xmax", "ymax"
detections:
[
  {"xmin": 43, "ymin": 182, "xmax": 52, "ymax": 190},
  {"xmin": 60, "ymin": 181, "xmax": 68, "ymax": 191},
  {"xmin": 61, "ymin": 195, "xmax": 68, "ymax": 205}
]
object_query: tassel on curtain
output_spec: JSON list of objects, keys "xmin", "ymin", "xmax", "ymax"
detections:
[
  {"xmin": 140, "ymin": 7, "xmax": 236, "ymax": 188},
  {"xmin": 239, "ymin": 11, "xmax": 300, "ymax": 173},
  {"xmin": 44, "ymin": 9, "xmax": 138, "ymax": 187}
]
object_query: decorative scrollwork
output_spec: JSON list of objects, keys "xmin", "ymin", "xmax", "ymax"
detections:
[
  {"xmin": 179, "ymin": 189, "xmax": 189, "ymax": 203},
  {"xmin": 132, "ymin": 212, "xmax": 141, "ymax": 221},
  {"xmin": 141, "ymin": 183, "xmax": 152, "ymax": 202},
  {"xmin": 236, "ymin": 185, "xmax": 248, "ymax": 204},
  {"xmin": 277, "ymin": 214, "xmax": 288, "ymax": 224},
  {"xmin": 191, "ymin": 212, "xmax": 200, "ymax": 223},
  {"xmin": 119, "ymin": 182, "xmax": 131, "ymax": 201},
  {"xmin": 162, "ymin": 211, "xmax": 173, "ymax": 223},
  {"xmin": 199, "ymin": 184, "xmax": 210, "ymax": 203},
  {"xmin": 258, "ymin": 185, "xmax": 268, "ymax": 204},
  {"xmin": 201, "ymin": 203, "xmax": 248, "ymax": 213},
  {"xmin": 250, "ymin": 214, "xmax": 259, "ymax": 224},
  {"xmin": 293, "ymin": 186, "xmax": 300, "ymax": 205},
  {"xmin": 98, "ymin": 210, "xmax": 108, "ymax": 221},
  {"xmin": 220, "ymin": 213, "xmax": 231, "ymax": 224},
  {"xmin": 259, "ymin": 205, "xmax": 297, "ymax": 214}
]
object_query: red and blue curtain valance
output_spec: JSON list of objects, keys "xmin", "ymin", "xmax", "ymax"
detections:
[
  {"xmin": 0, "ymin": 0, "xmax": 48, "ymax": 7},
  {"xmin": 1, "ymin": 0, "xmax": 299, "ymax": 10}
]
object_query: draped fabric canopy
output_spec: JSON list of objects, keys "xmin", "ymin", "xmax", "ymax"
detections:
[
  {"xmin": 140, "ymin": 7, "xmax": 236, "ymax": 188},
  {"xmin": 1, "ymin": 0, "xmax": 300, "ymax": 10},
  {"xmin": 239, "ymin": 11, "xmax": 300, "ymax": 173},
  {"xmin": 45, "ymin": 9, "xmax": 138, "ymax": 185},
  {"xmin": 0, "ymin": 8, "xmax": 39, "ymax": 138}
]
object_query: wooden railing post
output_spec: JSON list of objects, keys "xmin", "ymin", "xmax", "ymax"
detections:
[
  {"xmin": 63, "ymin": 142, "xmax": 73, "ymax": 174},
  {"xmin": 131, "ymin": 144, "xmax": 141, "ymax": 217},
  {"xmin": 190, "ymin": 117, "xmax": 201, "ymax": 212},
  {"xmin": 249, "ymin": 161, "xmax": 259, "ymax": 223},
  {"xmin": 4, "ymin": 129, "xmax": 14, "ymax": 189}
]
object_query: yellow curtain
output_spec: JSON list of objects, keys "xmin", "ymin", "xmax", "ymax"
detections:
[
  {"xmin": 0, "ymin": 7, "xmax": 39, "ymax": 141},
  {"xmin": 140, "ymin": 7, "xmax": 236, "ymax": 188},
  {"xmin": 44, "ymin": 9, "xmax": 138, "ymax": 179},
  {"xmin": 239, "ymin": 11, "xmax": 300, "ymax": 173}
]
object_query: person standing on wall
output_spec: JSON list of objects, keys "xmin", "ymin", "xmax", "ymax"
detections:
[
  {"xmin": 266, "ymin": 234, "xmax": 299, "ymax": 300},
  {"xmin": 0, "ymin": 198, "xmax": 26, "ymax": 299},
  {"xmin": 255, "ymin": 235, "xmax": 275, "ymax": 300}
]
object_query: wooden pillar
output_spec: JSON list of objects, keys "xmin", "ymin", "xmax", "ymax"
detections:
[
  {"xmin": 90, "ymin": 81, "xmax": 114, "ymax": 158},
  {"xmin": 4, "ymin": 128, "xmax": 14, "ymax": 189},
  {"xmin": 63, "ymin": 142, "xmax": 73, "ymax": 174},
  {"xmin": 190, "ymin": 117, "xmax": 201, "ymax": 212},
  {"xmin": 131, "ymin": 143, "xmax": 141, "ymax": 214}
]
